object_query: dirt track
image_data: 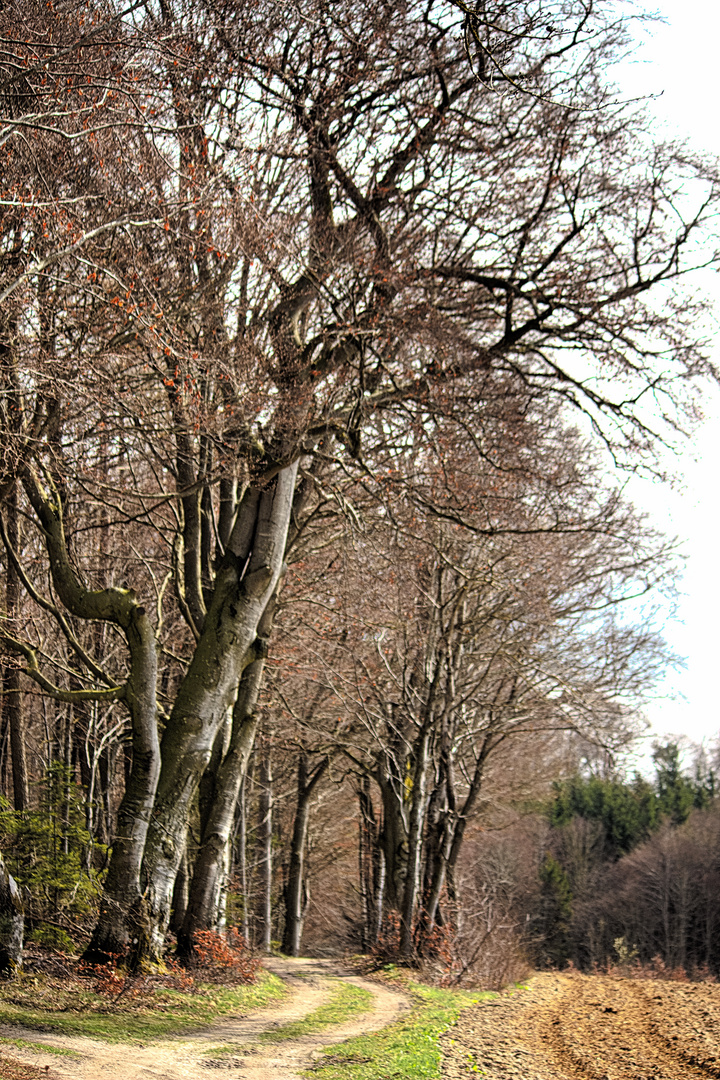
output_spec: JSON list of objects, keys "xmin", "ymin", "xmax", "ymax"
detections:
[
  {"xmin": 0, "ymin": 957, "xmax": 409, "ymax": 1080},
  {"xmin": 6, "ymin": 964, "xmax": 720, "ymax": 1080},
  {"xmin": 441, "ymin": 971, "xmax": 720, "ymax": 1080}
]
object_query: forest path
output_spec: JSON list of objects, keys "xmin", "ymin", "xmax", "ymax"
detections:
[
  {"xmin": 441, "ymin": 970, "xmax": 720, "ymax": 1080},
  {"xmin": 0, "ymin": 956, "xmax": 410, "ymax": 1080}
]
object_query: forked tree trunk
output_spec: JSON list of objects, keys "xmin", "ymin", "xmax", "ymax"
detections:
[
  {"xmin": 179, "ymin": 579, "xmax": 284, "ymax": 956},
  {"xmin": 282, "ymin": 753, "xmax": 329, "ymax": 956},
  {"xmin": 423, "ymin": 735, "xmax": 496, "ymax": 931},
  {"xmin": 18, "ymin": 465, "xmax": 162, "ymax": 966},
  {"xmin": 177, "ymin": 648, "xmax": 266, "ymax": 958},
  {"xmin": 131, "ymin": 462, "xmax": 298, "ymax": 965}
]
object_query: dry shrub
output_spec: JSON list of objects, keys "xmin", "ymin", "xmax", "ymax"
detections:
[
  {"xmin": 449, "ymin": 821, "xmax": 541, "ymax": 988},
  {"xmin": 191, "ymin": 928, "xmax": 260, "ymax": 983},
  {"xmin": 369, "ymin": 910, "xmax": 402, "ymax": 965},
  {"xmin": 78, "ymin": 953, "xmax": 195, "ymax": 1000},
  {"xmin": 366, "ymin": 907, "xmax": 529, "ymax": 991},
  {"xmin": 603, "ymin": 954, "xmax": 717, "ymax": 983}
]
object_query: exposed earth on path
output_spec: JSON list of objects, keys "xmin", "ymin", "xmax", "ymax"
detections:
[
  {"xmin": 0, "ymin": 957, "xmax": 409, "ymax": 1080},
  {"xmin": 441, "ymin": 970, "xmax": 720, "ymax": 1080},
  {"xmin": 5, "ymin": 964, "xmax": 720, "ymax": 1080}
]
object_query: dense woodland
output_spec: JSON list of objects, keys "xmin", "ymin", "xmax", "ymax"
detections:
[{"xmin": 0, "ymin": 0, "xmax": 719, "ymax": 985}]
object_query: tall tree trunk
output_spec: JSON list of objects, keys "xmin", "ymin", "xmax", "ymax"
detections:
[
  {"xmin": 282, "ymin": 753, "xmax": 329, "ymax": 956},
  {"xmin": 256, "ymin": 745, "xmax": 273, "ymax": 953},
  {"xmin": 0, "ymin": 706, "xmax": 9, "ymax": 803},
  {"xmin": 83, "ymin": 605, "xmax": 161, "ymax": 962},
  {"xmin": 4, "ymin": 483, "xmax": 27, "ymax": 813},
  {"xmin": 17, "ymin": 466, "xmax": 163, "ymax": 964},
  {"xmin": 135, "ymin": 461, "xmax": 298, "ymax": 963},
  {"xmin": 423, "ymin": 733, "xmax": 499, "ymax": 933},
  {"xmin": 0, "ymin": 852, "xmax": 23, "ymax": 976},
  {"xmin": 376, "ymin": 747, "xmax": 409, "ymax": 913},
  {"xmin": 358, "ymin": 777, "xmax": 385, "ymax": 949},
  {"xmin": 170, "ymin": 843, "xmax": 189, "ymax": 934},
  {"xmin": 178, "ymin": 648, "xmax": 266, "ymax": 959},
  {"xmin": 180, "ymin": 575, "xmax": 284, "ymax": 956},
  {"xmin": 3, "ymin": 664, "xmax": 25, "ymax": 814},
  {"xmin": 399, "ymin": 728, "xmax": 432, "ymax": 960},
  {"xmin": 236, "ymin": 773, "xmax": 249, "ymax": 941},
  {"xmin": 358, "ymin": 777, "xmax": 378, "ymax": 949}
]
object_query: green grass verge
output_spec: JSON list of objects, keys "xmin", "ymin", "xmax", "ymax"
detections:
[
  {"xmin": 0, "ymin": 1038, "xmax": 79, "ymax": 1057},
  {"xmin": 260, "ymin": 979, "xmax": 374, "ymax": 1042},
  {"xmin": 305, "ymin": 980, "xmax": 490, "ymax": 1080},
  {"xmin": 0, "ymin": 969, "xmax": 287, "ymax": 1044}
]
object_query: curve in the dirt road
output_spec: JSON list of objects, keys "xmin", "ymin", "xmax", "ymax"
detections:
[
  {"xmin": 0, "ymin": 957, "xmax": 410, "ymax": 1080},
  {"xmin": 441, "ymin": 971, "xmax": 720, "ymax": 1080}
]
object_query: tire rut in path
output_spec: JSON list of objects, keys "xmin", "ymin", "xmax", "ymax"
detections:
[
  {"xmin": 441, "ymin": 971, "xmax": 720, "ymax": 1080},
  {"xmin": 0, "ymin": 957, "xmax": 410, "ymax": 1080}
]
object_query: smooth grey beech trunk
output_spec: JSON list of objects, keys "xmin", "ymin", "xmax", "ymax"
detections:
[
  {"xmin": 19, "ymin": 467, "xmax": 162, "ymax": 965},
  {"xmin": 169, "ymin": 844, "xmax": 190, "ymax": 934},
  {"xmin": 4, "ymin": 484, "xmax": 28, "ymax": 813},
  {"xmin": 177, "ymin": 579, "xmax": 284, "ymax": 956},
  {"xmin": 256, "ymin": 748, "xmax": 273, "ymax": 952},
  {"xmin": 423, "ymin": 733, "xmax": 499, "ymax": 931},
  {"xmin": 136, "ymin": 462, "xmax": 298, "ymax": 962},
  {"xmin": 177, "ymin": 646, "xmax": 266, "ymax": 958},
  {"xmin": 236, "ymin": 775, "xmax": 249, "ymax": 941},
  {"xmin": 358, "ymin": 777, "xmax": 384, "ymax": 949},
  {"xmin": 399, "ymin": 727, "xmax": 432, "ymax": 959},
  {"xmin": 84, "ymin": 606, "xmax": 161, "ymax": 961},
  {"xmin": 282, "ymin": 753, "xmax": 329, "ymax": 956},
  {"xmin": 0, "ymin": 852, "xmax": 23, "ymax": 975}
]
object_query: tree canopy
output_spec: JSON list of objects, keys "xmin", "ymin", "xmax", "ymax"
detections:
[{"xmin": 0, "ymin": 0, "xmax": 717, "ymax": 967}]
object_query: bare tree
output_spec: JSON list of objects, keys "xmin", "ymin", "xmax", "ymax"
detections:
[{"xmin": 0, "ymin": 0, "xmax": 715, "ymax": 964}]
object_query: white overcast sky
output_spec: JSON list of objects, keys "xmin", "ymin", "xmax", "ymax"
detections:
[{"xmin": 614, "ymin": 0, "xmax": 720, "ymax": 758}]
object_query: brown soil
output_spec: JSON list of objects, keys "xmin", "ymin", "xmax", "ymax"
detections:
[
  {"xmin": 0, "ymin": 1058, "xmax": 62, "ymax": 1079},
  {"xmin": 441, "ymin": 971, "xmax": 720, "ymax": 1080},
  {"xmin": 0, "ymin": 957, "xmax": 409, "ymax": 1080}
]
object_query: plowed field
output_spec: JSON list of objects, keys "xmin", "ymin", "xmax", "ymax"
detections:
[{"xmin": 441, "ymin": 972, "xmax": 720, "ymax": 1080}]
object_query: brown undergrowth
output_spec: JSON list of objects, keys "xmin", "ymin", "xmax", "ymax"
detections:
[
  {"xmin": 0, "ymin": 933, "xmax": 278, "ymax": 1044},
  {"xmin": 0, "ymin": 1057, "xmax": 62, "ymax": 1079}
]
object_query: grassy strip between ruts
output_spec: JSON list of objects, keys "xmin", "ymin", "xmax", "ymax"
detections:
[
  {"xmin": 204, "ymin": 978, "xmax": 374, "ymax": 1056},
  {"xmin": 0, "ymin": 968, "xmax": 287, "ymax": 1043},
  {"xmin": 305, "ymin": 980, "xmax": 490, "ymax": 1080},
  {"xmin": 260, "ymin": 979, "xmax": 374, "ymax": 1042}
]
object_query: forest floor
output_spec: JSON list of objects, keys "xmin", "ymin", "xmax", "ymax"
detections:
[
  {"xmin": 0, "ymin": 956, "xmax": 410, "ymax": 1080},
  {"xmin": 441, "ymin": 969, "xmax": 720, "ymax": 1080}
]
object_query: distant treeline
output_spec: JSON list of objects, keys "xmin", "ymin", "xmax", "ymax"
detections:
[{"xmin": 535, "ymin": 743, "xmax": 720, "ymax": 975}]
